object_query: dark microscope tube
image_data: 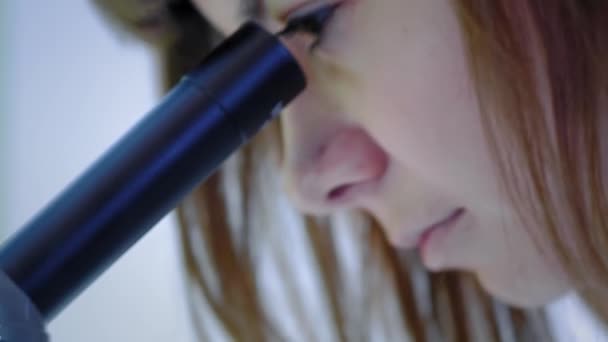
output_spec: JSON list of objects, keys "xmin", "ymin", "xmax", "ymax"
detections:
[{"xmin": 0, "ymin": 21, "xmax": 306, "ymax": 321}]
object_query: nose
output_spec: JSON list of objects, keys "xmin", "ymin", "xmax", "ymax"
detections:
[
  {"xmin": 283, "ymin": 124, "xmax": 389, "ymax": 215},
  {"xmin": 278, "ymin": 35, "xmax": 388, "ymax": 215}
]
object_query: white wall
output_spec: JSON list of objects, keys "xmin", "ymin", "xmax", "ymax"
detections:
[
  {"xmin": 1, "ymin": 1, "xmax": 8, "ymax": 232},
  {"xmin": 3, "ymin": 1, "xmax": 195, "ymax": 341}
]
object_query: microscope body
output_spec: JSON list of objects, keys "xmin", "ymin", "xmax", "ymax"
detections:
[{"xmin": 0, "ymin": 20, "xmax": 304, "ymax": 341}]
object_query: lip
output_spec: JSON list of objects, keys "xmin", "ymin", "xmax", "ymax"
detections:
[{"xmin": 417, "ymin": 208, "xmax": 466, "ymax": 265}]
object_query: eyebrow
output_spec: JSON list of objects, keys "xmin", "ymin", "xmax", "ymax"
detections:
[{"xmin": 239, "ymin": 0, "xmax": 265, "ymax": 19}]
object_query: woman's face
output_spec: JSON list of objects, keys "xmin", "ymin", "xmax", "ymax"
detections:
[{"xmin": 192, "ymin": 0, "xmax": 570, "ymax": 307}]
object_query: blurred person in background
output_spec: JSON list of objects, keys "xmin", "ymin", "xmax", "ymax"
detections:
[{"xmin": 95, "ymin": 0, "xmax": 607, "ymax": 340}]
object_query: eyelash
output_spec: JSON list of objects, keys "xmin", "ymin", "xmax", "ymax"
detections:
[{"xmin": 281, "ymin": 2, "xmax": 342, "ymax": 51}]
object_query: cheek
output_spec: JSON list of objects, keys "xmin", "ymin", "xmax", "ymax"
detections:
[
  {"xmin": 363, "ymin": 93, "xmax": 488, "ymax": 191},
  {"xmin": 330, "ymin": 2, "xmax": 504, "ymax": 207},
  {"xmin": 351, "ymin": 50, "xmax": 499, "ymax": 196}
]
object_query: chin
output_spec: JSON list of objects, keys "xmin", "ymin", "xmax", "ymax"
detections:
[{"xmin": 476, "ymin": 272, "xmax": 570, "ymax": 308}]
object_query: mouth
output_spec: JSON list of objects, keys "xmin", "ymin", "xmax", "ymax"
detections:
[{"xmin": 417, "ymin": 207, "xmax": 466, "ymax": 265}]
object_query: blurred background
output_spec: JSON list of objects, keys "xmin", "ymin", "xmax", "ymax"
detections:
[{"xmin": 2, "ymin": 1, "xmax": 195, "ymax": 341}]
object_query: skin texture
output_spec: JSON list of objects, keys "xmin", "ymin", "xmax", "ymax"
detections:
[{"xmin": 192, "ymin": 0, "xmax": 571, "ymax": 307}]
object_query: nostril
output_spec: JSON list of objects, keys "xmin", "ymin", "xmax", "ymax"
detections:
[
  {"xmin": 327, "ymin": 183, "xmax": 354, "ymax": 201},
  {"xmin": 293, "ymin": 127, "xmax": 389, "ymax": 210}
]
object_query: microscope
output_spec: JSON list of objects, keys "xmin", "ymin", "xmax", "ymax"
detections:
[{"xmin": 0, "ymin": 21, "xmax": 306, "ymax": 341}]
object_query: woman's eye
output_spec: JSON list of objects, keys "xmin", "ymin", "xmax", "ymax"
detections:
[{"xmin": 281, "ymin": 1, "xmax": 343, "ymax": 51}]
